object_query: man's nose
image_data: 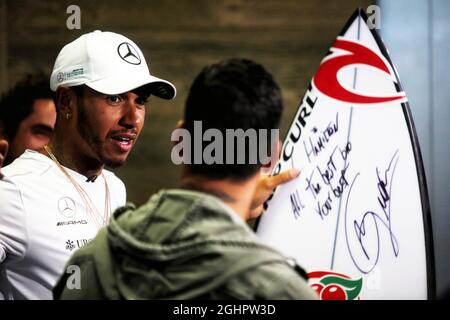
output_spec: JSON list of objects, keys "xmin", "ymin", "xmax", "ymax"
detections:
[{"xmin": 120, "ymin": 102, "xmax": 141, "ymax": 129}]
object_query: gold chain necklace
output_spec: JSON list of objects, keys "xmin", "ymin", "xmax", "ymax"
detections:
[{"xmin": 44, "ymin": 145, "xmax": 111, "ymax": 229}]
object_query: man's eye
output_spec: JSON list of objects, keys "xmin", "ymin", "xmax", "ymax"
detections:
[
  {"xmin": 30, "ymin": 125, "xmax": 53, "ymax": 138},
  {"xmin": 136, "ymin": 97, "xmax": 148, "ymax": 106},
  {"xmin": 32, "ymin": 129, "xmax": 48, "ymax": 136},
  {"xmin": 106, "ymin": 95, "xmax": 122, "ymax": 104}
]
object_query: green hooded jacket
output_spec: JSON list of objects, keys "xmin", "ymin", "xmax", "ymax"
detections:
[{"xmin": 54, "ymin": 189, "xmax": 317, "ymax": 300}]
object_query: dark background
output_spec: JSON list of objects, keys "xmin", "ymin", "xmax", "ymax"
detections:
[
  {"xmin": 0, "ymin": 0, "xmax": 371, "ymax": 205},
  {"xmin": 2, "ymin": 0, "xmax": 448, "ymax": 298}
]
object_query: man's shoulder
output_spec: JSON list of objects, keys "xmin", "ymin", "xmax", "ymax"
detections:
[
  {"xmin": 101, "ymin": 169, "xmax": 126, "ymax": 204},
  {"xmin": 222, "ymin": 257, "xmax": 318, "ymax": 299},
  {"xmin": 102, "ymin": 169, "xmax": 125, "ymax": 187},
  {"xmin": 202, "ymin": 234, "xmax": 317, "ymax": 299},
  {"xmin": 2, "ymin": 150, "xmax": 53, "ymax": 180}
]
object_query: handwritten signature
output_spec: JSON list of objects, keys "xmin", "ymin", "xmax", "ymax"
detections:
[{"xmin": 344, "ymin": 150, "xmax": 400, "ymax": 274}]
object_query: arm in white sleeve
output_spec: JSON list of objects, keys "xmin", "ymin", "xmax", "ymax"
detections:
[{"xmin": 0, "ymin": 178, "xmax": 28, "ymax": 263}]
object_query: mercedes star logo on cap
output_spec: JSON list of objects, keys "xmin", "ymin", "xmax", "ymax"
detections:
[
  {"xmin": 57, "ymin": 72, "xmax": 65, "ymax": 83},
  {"xmin": 117, "ymin": 42, "xmax": 141, "ymax": 65}
]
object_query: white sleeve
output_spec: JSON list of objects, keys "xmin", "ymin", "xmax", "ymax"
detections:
[
  {"xmin": 0, "ymin": 178, "xmax": 28, "ymax": 263},
  {"xmin": 118, "ymin": 178, "xmax": 126, "ymax": 206}
]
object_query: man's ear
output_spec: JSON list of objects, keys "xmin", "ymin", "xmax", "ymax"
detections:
[
  {"xmin": 176, "ymin": 119, "xmax": 185, "ymax": 130},
  {"xmin": 261, "ymin": 138, "xmax": 281, "ymax": 173},
  {"xmin": 0, "ymin": 139, "xmax": 8, "ymax": 177},
  {"xmin": 56, "ymin": 87, "xmax": 74, "ymax": 119},
  {"xmin": 275, "ymin": 138, "xmax": 281, "ymax": 159},
  {"xmin": 172, "ymin": 119, "xmax": 185, "ymax": 147}
]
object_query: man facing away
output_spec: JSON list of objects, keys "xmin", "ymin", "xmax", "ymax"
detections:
[
  {"xmin": 0, "ymin": 33, "xmax": 298, "ymax": 300},
  {"xmin": 0, "ymin": 73, "xmax": 56, "ymax": 166},
  {"xmin": 0, "ymin": 30, "xmax": 176, "ymax": 300},
  {"xmin": 54, "ymin": 59, "xmax": 318, "ymax": 300}
]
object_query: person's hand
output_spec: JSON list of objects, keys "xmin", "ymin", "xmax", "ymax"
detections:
[
  {"xmin": 248, "ymin": 168, "xmax": 300, "ymax": 219},
  {"xmin": 0, "ymin": 139, "xmax": 8, "ymax": 179}
]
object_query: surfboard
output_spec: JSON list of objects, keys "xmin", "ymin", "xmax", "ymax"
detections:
[{"xmin": 256, "ymin": 9, "xmax": 435, "ymax": 300}]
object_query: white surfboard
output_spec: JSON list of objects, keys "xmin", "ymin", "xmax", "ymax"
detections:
[{"xmin": 256, "ymin": 9, "xmax": 435, "ymax": 300}]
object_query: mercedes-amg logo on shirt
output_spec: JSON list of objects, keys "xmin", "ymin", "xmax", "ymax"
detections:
[
  {"xmin": 58, "ymin": 197, "xmax": 76, "ymax": 218},
  {"xmin": 117, "ymin": 42, "xmax": 141, "ymax": 65}
]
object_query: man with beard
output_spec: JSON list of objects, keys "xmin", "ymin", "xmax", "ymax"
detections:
[
  {"xmin": 54, "ymin": 59, "xmax": 316, "ymax": 300},
  {"xmin": 0, "ymin": 31, "xmax": 298, "ymax": 300},
  {"xmin": 0, "ymin": 30, "xmax": 176, "ymax": 299}
]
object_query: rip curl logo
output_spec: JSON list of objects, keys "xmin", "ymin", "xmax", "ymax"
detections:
[
  {"xmin": 313, "ymin": 38, "xmax": 406, "ymax": 104},
  {"xmin": 308, "ymin": 271, "xmax": 363, "ymax": 300},
  {"xmin": 117, "ymin": 42, "xmax": 141, "ymax": 65}
]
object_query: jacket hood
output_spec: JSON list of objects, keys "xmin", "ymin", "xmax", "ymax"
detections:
[{"xmin": 103, "ymin": 189, "xmax": 288, "ymax": 299}]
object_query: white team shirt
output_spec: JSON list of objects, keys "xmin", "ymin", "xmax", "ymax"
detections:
[{"xmin": 0, "ymin": 150, "xmax": 126, "ymax": 299}]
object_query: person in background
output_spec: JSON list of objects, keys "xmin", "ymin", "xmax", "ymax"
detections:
[
  {"xmin": 0, "ymin": 32, "xmax": 296, "ymax": 300},
  {"xmin": 0, "ymin": 73, "xmax": 56, "ymax": 165},
  {"xmin": 0, "ymin": 137, "xmax": 8, "ymax": 180},
  {"xmin": 0, "ymin": 30, "xmax": 176, "ymax": 300}
]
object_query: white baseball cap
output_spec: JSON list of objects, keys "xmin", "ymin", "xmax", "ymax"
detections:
[{"xmin": 50, "ymin": 30, "xmax": 176, "ymax": 100}]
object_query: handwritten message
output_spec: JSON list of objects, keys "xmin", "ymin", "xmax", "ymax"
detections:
[
  {"xmin": 289, "ymin": 112, "xmax": 353, "ymax": 222},
  {"xmin": 285, "ymin": 110, "xmax": 399, "ymax": 273}
]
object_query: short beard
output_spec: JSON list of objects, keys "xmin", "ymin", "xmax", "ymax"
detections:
[
  {"xmin": 76, "ymin": 101, "xmax": 125, "ymax": 168},
  {"xmin": 105, "ymin": 159, "xmax": 124, "ymax": 168}
]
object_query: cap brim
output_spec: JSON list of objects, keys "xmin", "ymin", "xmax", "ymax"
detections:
[{"xmin": 85, "ymin": 74, "xmax": 176, "ymax": 100}]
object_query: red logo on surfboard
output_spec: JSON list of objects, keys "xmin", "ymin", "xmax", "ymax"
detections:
[
  {"xmin": 313, "ymin": 38, "xmax": 406, "ymax": 104},
  {"xmin": 308, "ymin": 271, "xmax": 363, "ymax": 300}
]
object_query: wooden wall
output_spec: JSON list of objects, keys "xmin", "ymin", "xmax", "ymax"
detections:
[{"xmin": 0, "ymin": 0, "xmax": 372, "ymax": 205}]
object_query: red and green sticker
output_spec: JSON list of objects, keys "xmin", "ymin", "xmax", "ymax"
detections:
[{"xmin": 308, "ymin": 271, "xmax": 363, "ymax": 300}]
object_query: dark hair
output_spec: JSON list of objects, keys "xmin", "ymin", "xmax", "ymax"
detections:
[
  {"xmin": 70, "ymin": 84, "xmax": 85, "ymax": 98},
  {"xmin": 0, "ymin": 73, "xmax": 53, "ymax": 141},
  {"xmin": 184, "ymin": 58, "xmax": 283, "ymax": 180}
]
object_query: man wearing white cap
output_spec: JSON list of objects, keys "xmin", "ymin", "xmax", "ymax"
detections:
[
  {"xmin": 0, "ymin": 30, "xmax": 176, "ymax": 300},
  {"xmin": 0, "ymin": 30, "xmax": 299, "ymax": 300}
]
